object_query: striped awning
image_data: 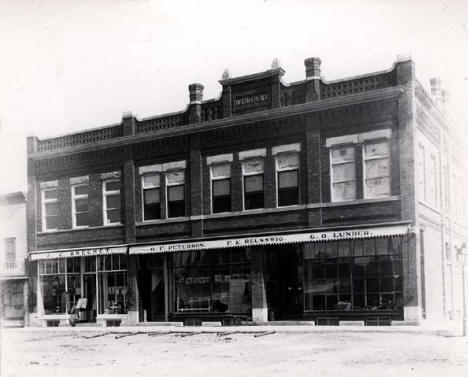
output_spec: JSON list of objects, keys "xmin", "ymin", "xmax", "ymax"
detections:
[
  {"xmin": 129, "ymin": 224, "xmax": 410, "ymax": 256},
  {"xmin": 30, "ymin": 245, "xmax": 127, "ymax": 261}
]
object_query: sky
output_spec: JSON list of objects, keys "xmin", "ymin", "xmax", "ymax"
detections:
[{"xmin": 0, "ymin": 0, "xmax": 467, "ymax": 194}]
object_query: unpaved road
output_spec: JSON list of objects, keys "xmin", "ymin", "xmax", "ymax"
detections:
[{"xmin": 1, "ymin": 328, "xmax": 468, "ymax": 377}]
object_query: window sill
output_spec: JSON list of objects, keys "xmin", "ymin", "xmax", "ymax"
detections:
[
  {"xmin": 38, "ymin": 224, "xmax": 123, "ymax": 235},
  {"xmin": 308, "ymin": 195, "xmax": 400, "ymax": 209},
  {"xmin": 136, "ymin": 217, "xmax": 190, "ymax": 226}
]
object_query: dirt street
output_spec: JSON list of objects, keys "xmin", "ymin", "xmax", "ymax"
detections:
[{"xmin": 2, "ymin": 327, "xmax": 468, "ymax": 377}]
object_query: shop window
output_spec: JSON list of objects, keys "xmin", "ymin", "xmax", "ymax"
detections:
[
  {"xmin": 276, "ymin": 153, "xmax": 299, "ymax": 206},
  {"xmin": 42, "ymin": 188, "xmax": 59, "ymax": 231},
  {"xmin": 211, "ymin": 163, "xmax": 232, "ymax": 213},
  {"xmin": 38, "ymin": 259, "xmax": 66, "ymax": 314},
  {"xmin": 331, "ymin": 146, "xmax": 356, "ymax": 201},
  {"xmin": 174, "ymin": 249, "xmax": 251, "ymax": 314},
  {"xmin": 243, "ymin": 158, "xmax": 264, "ymax": 210},
  {"xmin": 72, "ymin": 184, "xmax": 89, "ymax": 228},
  {"xmin": 103, "ymin": 180, "xmax": 121, "ymax": 225},
  {"xmin": 166, "ymin": 170, "xmax": 185, "ymax": 218},
  {"xmin": 4, "ymin": 238, "xmax": 16, "ymax": 269},
  {"xmin": 142, "ymin": 174, "xmax": 161, "ymax": 221},
  {"xmin": 363, "ymin": 141, "xmax": 390, "ymax": 199},
  {"xmin": 303, "ymin": 237, "xmax": 404, "ymax": 312}
]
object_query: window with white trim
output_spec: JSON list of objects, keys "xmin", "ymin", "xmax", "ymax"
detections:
[
  {"xmin": 4, "ymin": 238, "xmax": 16, "ymax": 269},
  {"xmin": 363, "ymin": 141, "xmax": 391, "ymax": 199},
  {"xmin": 417, "ymin": 144, "xmax": 426, "ymax": 201},
  {"xmin": 427, "ymin": 154, "xmax": 439, "ymax": 208},
  {"xmin": 331, "ymin": 146, "xmax": 356, "ymax": 201},
  {"xmin": 42, "ymin": 187, "xmax": 59, "ymax": 231},
  {"xmin": 211, "ymin": 163, "xmax": 231, "ymax": 213},
  {"xmin": 72, "ymin": 184, "xmax": 89, "ymax": 228},
  {"xmin": 242, "ymin": 158, "xmax": 264, "ymax": 210},
  {"xmin": 276, "ymin": 153, "xmax": 299, "ymax": 206},
  {"xmin": 103, "ymin": 180, "xmax": 121, "ymax": 225},
  {"xmin": 166, "ymin": 170, "xmax": 185, "ymax": 218},
  {"xmin": 142, "ymin": 173, "xmax": 161, "ymax": 221}
]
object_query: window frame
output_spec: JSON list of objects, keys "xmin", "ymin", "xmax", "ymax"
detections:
[
  {"xmin": 330, "ymin": 144, "xmax": 357, "ymax": 202},
  {"xmin": 41, "ymin": 187, "xmax": 59, "ymax": 232},
  {"xmin": 102, "ymin": 179, "xmax": 121, "ymax": 226},
  {"xmin": 166, "ymin": 169, "xmax": 186, "ymax": 219},
  {"xmin": 362, "ymin": 139, "xmax": 391, "ymax": 199},
  {"xmin": 4, "ymin": 238, "xmax": 16, "ymax": 269},
  {"xmin": 275, "ymin": 152, "xmax": 300, "ymax": 207},
  {"xmin": 71, "ymin": 183, "xmax": 89, "ymax": 229},
  {"xmin": 210, "ymin": 163, "xmax": 232, "ymax": 214},
  {"xmin": 242, "ymin": 157, "xmax": 265, "ymax": 210},
  {"xmin": 141, "ymin": 173, "xmax": 161, "ymax": 221}
]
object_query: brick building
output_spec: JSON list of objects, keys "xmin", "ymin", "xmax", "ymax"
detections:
[
  {"xmin": 26, "ymin": 56, "xmax": 468, "ymax": 327},
  {"xmin": 0, "ymin": 191, "xmax": 29, "ymax": 327}
]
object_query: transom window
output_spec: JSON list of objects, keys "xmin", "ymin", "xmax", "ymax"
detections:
[
  {"xmin": 211, "ymin": 163, "xmax": 232, "ymax": 213},
  {"xmin": 72, "ymin": 184, "xmax": 89, "ymax": 228},
  {"xmin": 276, "ymin": 153, "xmax": 299, "ymax": 206},
  {"xmin": 243, "ymin": 158, "xmax": 264, "ymax": 210},
  {"xmin": 103, "ymin": 180, "xmax": 121, "ymax": 225},
  {"xmin": 142, "ymin": 174, "xmax": 161, "ymax": 221}
]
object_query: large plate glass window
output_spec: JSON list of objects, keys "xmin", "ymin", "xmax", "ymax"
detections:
[
  {"xmin": 331, "ymin": 146, "xmax": 356, "ymax": 201},
  {"xmin": 276, "ymin": 153, "xmax": 299, "ymax": 206},
  {"xmin": 103, "ymin": 180, "xmax": 121, "ymax": 225},
  {"xmin": 243, "ymin": 158, "xmax": 264, "ymax": 210},
  {"xmin": 142, "ymin": 173, "xmax": 161, "ymax": 220},
  {"xmin": 167, "ymin": 170, "xmax": 185, "ymax": 218},
  {"xmin": 42, "ymin": 188, "xmax": 59, "ymax": 231},
  {"xmin": 211, "ymin": 163, "xmax": 231, "ymax": 213},
  {"xmin": 72, "ymin": 184, "xmax": 89, "ymax": 228},
  {"xmin": 364, "ymin": 141, "xmax": 391, "ymax": 198},
  {"xmin": 38, "ymin": 259, "xmax": 67, "ymax": 314}
]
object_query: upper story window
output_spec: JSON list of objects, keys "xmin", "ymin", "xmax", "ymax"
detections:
[
  {"xmin": 240, "ymin": 149, "xmax": 266, "ymax": 210},
  {"xmin": 327, "ymin": 129, "xmax": 392, "ymax": 202},
  {"xmin": 165, "ymin": 161, "xmax": 186, "ymax": 218},
  {"xmin": 330, "ymin": 146, "xmax": 356, "ymax": 201},
  {"xmin": 40, "ymin": 180, "xmax": 59, "ymax": 231},
  {"xmin": 417, "ymin": 144, "xmax": 426, "ymax": 201},
  {"xmin": 142, "ymin": 173, "xmax": 161, "ymax": 221},
  {"xmin": 363, "ymin": 141, "xmax": 390, "ymax": 199},
  {"xmin": 101, "ymin": 171, "xmax": 121, "ymax": 225},
  {"xmin": 207, "ymin": 153, "xmax": 233, "ymax": 214},
  {"xmin": 427, "ymin": 154, "xmax": 439, "ymax": 208},
  {"xmin": 70, "ymin": 176, "xmax": 89, "ymax": 228},
  {"xmin": 4, "ymin": 237, "xmax": 16, "ymax": 269},
  {"xmin": 273, "ymin": 143, "xmax": 301, "ymax": 207}
]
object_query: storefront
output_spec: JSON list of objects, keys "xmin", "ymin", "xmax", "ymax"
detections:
[
  {"xmin": 130, "ymin": 223, "xmax": 410, "ymax": 325},
  {"xmin": 30, "ymin": 246, "xmax": 129, "ymax": 326}
]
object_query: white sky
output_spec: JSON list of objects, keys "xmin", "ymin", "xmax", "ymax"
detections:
[{"xmin": 1, "ymin": 0, "xmax": 467, "ymax": 194}]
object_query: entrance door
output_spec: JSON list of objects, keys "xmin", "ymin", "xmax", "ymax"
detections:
[
  {"xmin": 266, "ymin": 245, "xmax": 302, "ymax": 320},
  {"xmin": 139, "ymin": 269, "xmax": 165, "ymax": 322},
  {"xmin": 83, "ymin": 274, "xmax": 96, "ymax": 322}
]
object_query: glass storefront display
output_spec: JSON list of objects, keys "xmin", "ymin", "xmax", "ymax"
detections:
[
  {"xmin": 173, "ymin": 248, "xmax": 251, "ymax": 314},
  {"xmin": 38, "ymin": 254, "xmax": 128, "ymax": 319},
  {"xmin": 303, "ymin": 237, "xmax": 404, "ymax": 312}
]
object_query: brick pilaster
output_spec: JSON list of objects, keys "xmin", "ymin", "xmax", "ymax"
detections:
[
  {"xmin": 26, "ymin": 136, "xmax": 38, "ymax": 253},
  {"xmin": 123, "ymin": 147, "xmax": 136, "ymax": 243},
  {"xmin": 190, "ymin": 134, "xmax": 203, "ymax": 237}
]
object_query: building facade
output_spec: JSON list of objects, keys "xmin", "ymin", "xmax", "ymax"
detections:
[
  {"xmin": 0, "ymin": 192, "xmax": 29, "ymax": 327},
  {"xmin": 26, "ymin": 56, "xmax": 468, "ymax": 327}
]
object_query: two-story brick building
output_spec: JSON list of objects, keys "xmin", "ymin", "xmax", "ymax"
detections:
[
  {"xmin": 0, "ymin": 191, "xmax": 29, "ymax": 327},
  {"xmin": 26, "ymin": 56, "xmax": 468, "ymax": 327}
]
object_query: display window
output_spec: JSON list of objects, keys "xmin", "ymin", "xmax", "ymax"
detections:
[
  {"xmin": 173, "ymin": 249, "xmax": 251, "ymax": 314},
  {"xmin": 303, "ymin": 237, "xmax": 404, "ymax": 312}
]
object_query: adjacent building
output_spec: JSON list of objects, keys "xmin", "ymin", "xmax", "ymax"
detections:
[
  {"xmin": 0, "ymin": 192, "xmax": 29, "ymax": 327},
  {"xmin": 25, "ymin": 56, "xmax": 468, "ymax": 327}
]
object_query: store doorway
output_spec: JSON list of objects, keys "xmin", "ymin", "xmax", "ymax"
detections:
[
  {"xmin": 83, "ymin": 274, "xmax": 97, "ymax": 322},
  {"xmin": 266, "ymin": 245, "xmax": 303, "ymax": 320},
  {"xmin": 139, "ymin": 265, "xmax": 165, "ymax": 322}
]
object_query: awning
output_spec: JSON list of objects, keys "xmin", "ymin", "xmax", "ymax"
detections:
[
  {"xmin": 30, "ymin": 245, "xmax": 127, "ymax": 261},
  {"xmin": 130, "ymin": 224, "xmax": 410, "ymax": 256}
]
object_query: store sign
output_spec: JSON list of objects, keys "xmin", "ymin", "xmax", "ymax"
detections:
[
  {"xmin": 30, "ymin": 246, "xmax": 127, "ymax": 261},
  {"xmin": 234, "ymin": 94, "xmax": 269, "ymax": 108},
  {"xmin": 130, "ymin": 225, "xmax": 409, "ymax": 255}
]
